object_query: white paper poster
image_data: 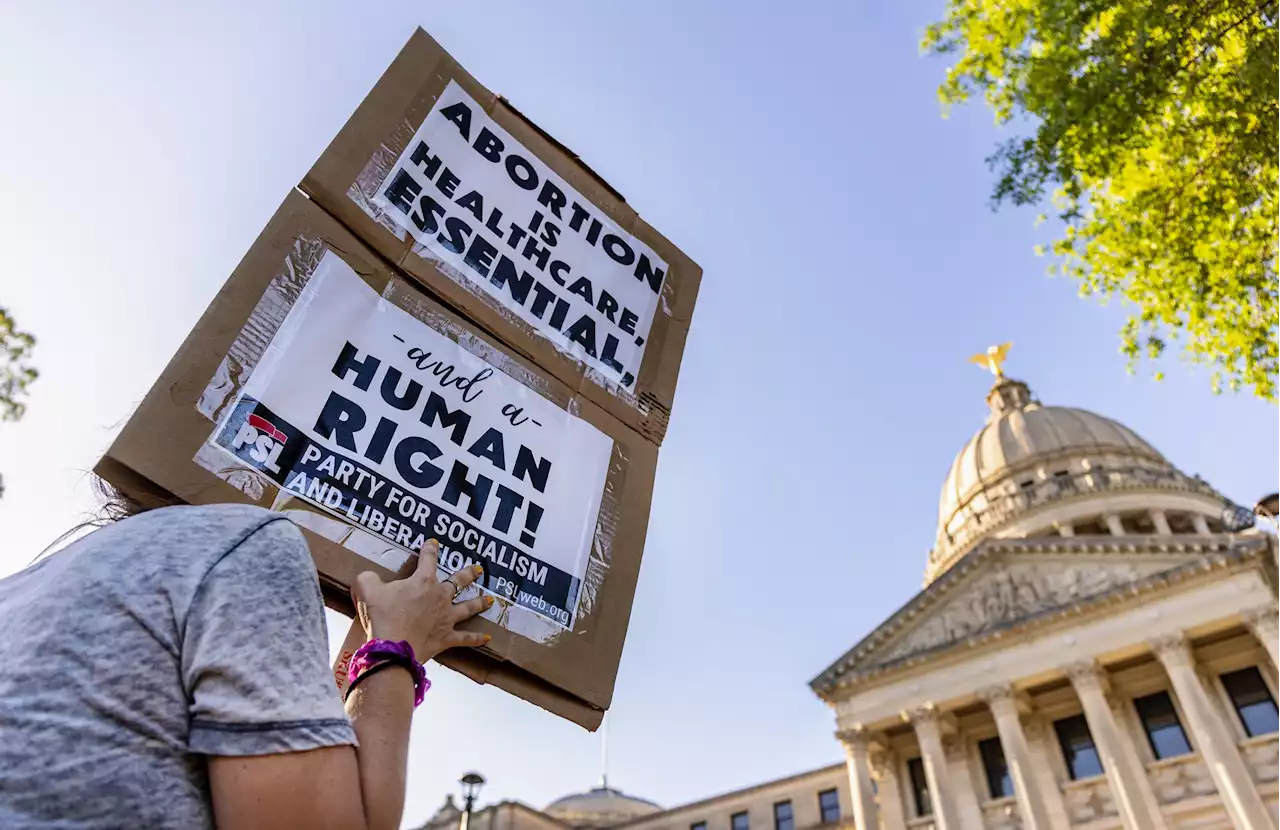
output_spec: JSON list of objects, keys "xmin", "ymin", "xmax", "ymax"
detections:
[
  {"xmin": 208, "ymin": 251, "xmax": 613, "ymax": 630},
  {"xmin": 369, "ymin": 80, "xmax": 667, "ymax": 390}
]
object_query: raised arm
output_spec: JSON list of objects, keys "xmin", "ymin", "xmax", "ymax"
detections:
[{"xmin": 204, "ymin": 536, "xmax": 488, "ymax": 830}]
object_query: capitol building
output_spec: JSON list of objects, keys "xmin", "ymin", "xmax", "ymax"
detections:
[{"xmin": 420, "ymin": 363, "xmax": 1278, "ymax": 830}]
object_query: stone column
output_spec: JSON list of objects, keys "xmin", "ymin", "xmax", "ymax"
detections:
[
  {"xmin": 1065, "ymin": 661, "xmax": 1167, "ymax": 830},
  {"xmin": 903, "ymin": 705, "xmax": 962, "ymax": 830},
  {"xmin": 1150, "ymin": 634, "xmax": 1276, "ymax": 830},
  {"xmin": 1023, "ymin": 715, "xmax": 1077, "ymax": 830},
  {"xmin": 1105, "ymin": 514, "xmax": 1126, "ymax": 536},
  {"xmin": 837, "ymin": 727, "xmax": 881, "ymax": 830},
  {"xmin": 1191, "ymin": 514, "xmax": 1210, "ymax": 535},
  {"xmin": 944, "ymin": 737, "xmax": 985, "ymax": 830},
  {"xmin": 1242, "ymin": 604, "xmax": 1280, "ymax": 671},
  {"xmin": 869, "ymin": 746, "xmax": 908, "ymax": 830},
  {"xmin": 979, "ymin": 685, "xmax": 1067, "ymax": 830},
  {"xmin": 1150, "ymin": 510, "xmax": 1171, "ymax": 535}
]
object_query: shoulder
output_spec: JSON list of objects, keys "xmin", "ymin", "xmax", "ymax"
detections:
[
  {"xmin": 106, "ymin": 504, "xmax": 311, "ymax": 575},
  {"xmin": 123, "ymin": 503, "xmax": 302, "ymax": 547},
  {"xmin": 147, "ymin": 506, "xmax": 320, "ymax": 622},
  {"xmin": 177, "ymin": 508, "xmax": 327, "ymax": 653}
]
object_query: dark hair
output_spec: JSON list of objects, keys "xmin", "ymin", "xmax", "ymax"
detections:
[{"xmin": 89, "ymin": 476, "xmax": 179, "ymax": 524}]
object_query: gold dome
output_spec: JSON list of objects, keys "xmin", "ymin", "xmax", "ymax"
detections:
[{"xmin": 928, "ymin": 377, "xmax": 1216, "ymax": 584}]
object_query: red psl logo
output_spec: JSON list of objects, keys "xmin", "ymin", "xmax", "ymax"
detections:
[
  {"xmin": 248, "ymin": 414, "xmax": 287, "ymax": 444},
  {"xmin": 230, "ymin": 412, "xmax": 287, "ymax": 474}
]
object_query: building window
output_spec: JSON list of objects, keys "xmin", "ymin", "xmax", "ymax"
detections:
[
  {"xmin": 978, "ymin": 737, "xmax": 1013, "ymax": 799},
  {"xmin": 1133, "ymin": 691, "xmax": 1192, "ymax": 759},
  {"xmin": 817, "ymin": 789, "xmax": 840, "ymax": 824},
  {"xmin": 731, "ymin": 812, "xmax": 749, "ymax": 830},
  {"xmin": 773, "ymin": 801, "xmax": 793, "ymax": 830},
  {"xmin": 907, "ymin": 757, "xmax": 932, "ymax": 818},
  {"xmin": 1073, "ymin": 518, "xmax": 1108, "ymax": 536},
  {"xmin": 1054, "ymin": 714, "xmax": 1104, "ymax": 780},
  {"xmin": 1221, "ymin": 667, "xmax": 1279, "ymax": 737},
  {"xmin": 691, "ymin": 823, "xmax": 706, "ymax": 830},
  {"xmin": 1121, "ymin": 512, "xmax": 1155, "ymax": 534}
]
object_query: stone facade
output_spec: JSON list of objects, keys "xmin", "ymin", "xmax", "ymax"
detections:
[
  {"xmin": 616, "ymin": 765, "xmax": 852, "ymax": 830},
  {"xmin": 415, "ymin": 768, "xmax": 853, "ymax": 830},
  {"xmin": 813, "ymin": 377, "xmax": 1280, "ymax": 830}
]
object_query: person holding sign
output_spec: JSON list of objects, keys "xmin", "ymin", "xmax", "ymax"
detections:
[{"xmin": 0, "ymin": 494, "xmax": 487, "ymax": 830}]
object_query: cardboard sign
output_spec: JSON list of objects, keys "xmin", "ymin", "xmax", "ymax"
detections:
[
  {"xmin": 98, "ymin": 192, "xmax": 658, "ymax": 729},
  {"xmin": 97, "ymin": 26, "xmax": 700, "ymax": 731},
  {"xmin": 303, "ymin": 28, "xmax": 701, "ymax": 447},
  {"xmin": 372, "ymin": 80, "xmax": 667, "ymax": 393},
  {"xmin": 208, "ymin": 251, "xmax": 611, "ymax": 630}
]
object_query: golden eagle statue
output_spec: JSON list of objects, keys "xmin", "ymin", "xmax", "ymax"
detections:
[{"xmin": 969, "ymin": 342, "xmax": 1013, "ymax": 378}]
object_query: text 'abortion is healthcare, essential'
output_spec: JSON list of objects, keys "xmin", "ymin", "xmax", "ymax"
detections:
[
  {"xmin": 209, "ymin": 251, "xmax": 612, "ymax": 630},
  {"xmin": 371, "ymin": 81, "xmax": 668, "ymax": 390}
]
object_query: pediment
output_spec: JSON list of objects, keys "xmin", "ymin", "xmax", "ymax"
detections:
[
  {"xmin": 875, "ymin": 556, "xmax": 1177, "ymax": 665},
  {"xmin": 813, "ymin": 536, "xmax": 1260, "ymax": 693}
]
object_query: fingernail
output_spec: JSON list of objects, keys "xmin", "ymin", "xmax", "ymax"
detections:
[
  {"xmin": 482, "ymin": 635, "xmax": 492, "ymax": 644},
  {"xmin": 427, "ymin": 538, "xmax": 439, "ymax": 550},
  {"xmin": 485, "ymin": 596, "xmax": 495, "ymax": 608},
  {"xmin": 473, "ymin": 564, "xmax": 484, "ymax": 575}
]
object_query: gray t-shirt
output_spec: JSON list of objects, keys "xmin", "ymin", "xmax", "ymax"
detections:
[{"xmin": 0, "ymin": 503, "xmax": 357, "ymax": 829}]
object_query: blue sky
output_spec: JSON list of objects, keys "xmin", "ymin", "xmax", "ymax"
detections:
[{"xmin": 0, "ymin": 2, "xmax": 1275, "ymax": 827}]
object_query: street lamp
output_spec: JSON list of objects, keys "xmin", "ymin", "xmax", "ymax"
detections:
[{"xmin": 458, "ymin": 772, "xmax": 486, "ymax": 830}]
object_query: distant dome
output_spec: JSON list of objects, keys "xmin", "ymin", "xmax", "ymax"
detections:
[
  {"xmin": 928, "ymin": 376, "xmax": 1220, "ymax": 583},
  {"xmin": 545, "ymin": 785, "xmax": 661, "ymax": 828}
]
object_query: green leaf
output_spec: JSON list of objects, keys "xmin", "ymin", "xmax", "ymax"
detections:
[
  {"xmin": 0, "ymin": 306, "xmax": 38, "ymax": 423},
  {"xmin": 925, "ymin": 0, "xmax": 1279, "ymax": 401}
]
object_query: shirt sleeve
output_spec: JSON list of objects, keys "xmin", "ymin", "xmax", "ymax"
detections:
[{"xmin": 181, "ymin": 517, "xmax": 357, "ymax": 756}]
